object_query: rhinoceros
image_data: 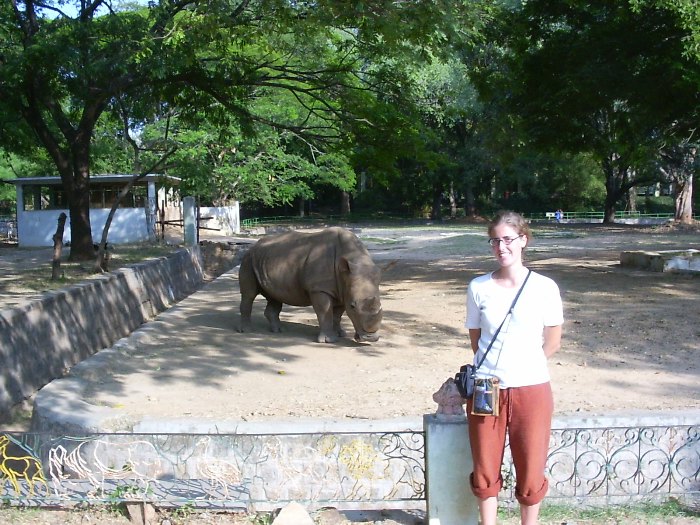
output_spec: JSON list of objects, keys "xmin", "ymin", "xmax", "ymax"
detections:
[{"xmin": 238, "ymin": 227, "xmax": 383, "ymax": 343}]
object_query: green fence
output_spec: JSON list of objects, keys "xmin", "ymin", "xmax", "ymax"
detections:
[
  {"xmin": 532, "ymin": 211, "xmax": 679, "ymax": 221},
  {"xmin": 240, "ymin": 211, "xmax": 693, "ymax": 229}
]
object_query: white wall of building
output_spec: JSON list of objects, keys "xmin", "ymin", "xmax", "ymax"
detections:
[
  {"xmin": 17, "ymin": 207, "xmax": 154, "ymax": 247},
  {"xmin": 13, "ymin": 174, "xmax": 240, "ymax": 246},
  {"xmin": 17, "ymin": 202, "xmax": 241, "ymax": 247},
  {"xmin": 198, "ymin": 203, "xmax": 241, "ymax": 236}
]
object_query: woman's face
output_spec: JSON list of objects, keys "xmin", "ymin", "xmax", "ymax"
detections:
[{"xmin": 489, "ymin": 222, "xmax": 527, "ymax": 268}]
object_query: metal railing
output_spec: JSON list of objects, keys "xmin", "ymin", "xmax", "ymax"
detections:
[
  {"xmin": 534, "ymin": 211, "xmax": 679, "ymax": 221},
  {"xmin": 1, "ymin": 422, "xmax": 697, "ymax": 510},
  {"xmin": 240, "ymin": 211, "xmax": 697, "ymax": 230}
]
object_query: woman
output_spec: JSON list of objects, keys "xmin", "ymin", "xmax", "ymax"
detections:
[{"xmin": 465, "ymin": 210, "xmax": 563, "ymax": 525}]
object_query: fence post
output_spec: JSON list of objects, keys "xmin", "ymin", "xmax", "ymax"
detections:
[
  {"xmin": 183, "ymin": 196, "xmax": 196, "ymax": 246},
  {"xmin": 424, "ymin": 413, "xmax": 479, "ymax": 525}
]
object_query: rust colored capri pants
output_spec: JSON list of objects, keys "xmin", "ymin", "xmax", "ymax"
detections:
[{"xmin": 466, "ymin": 382, "xmax": 553, "ymax": 506}]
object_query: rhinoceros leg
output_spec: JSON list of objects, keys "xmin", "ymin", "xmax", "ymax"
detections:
[
  {"xmin": 310, "ymin": 292, "xmax": 338, "ymax": 343},
  {"xmin": 238, "ymin": 255, "xmax": 258, "ymax": 332},
  {"xmin": 264, "ymin": 299, "xmax": 283, "ymax": 333},
  {"xmin": 333, "ymin": 306, "xmax": 347, "ymax": 338}
]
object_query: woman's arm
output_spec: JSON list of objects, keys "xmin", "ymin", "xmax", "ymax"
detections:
[
  {"xmin": 543, "ymin": 325, "xmax": 562, "ymax": 358},
  {"xmin": 469, "ymin": 328, "xmax": 481, "ymax": 355}
]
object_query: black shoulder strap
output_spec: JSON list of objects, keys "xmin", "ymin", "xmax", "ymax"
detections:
[{"xmin": 475, "ymin": 269, "xmax": 531, "ymax": 371}]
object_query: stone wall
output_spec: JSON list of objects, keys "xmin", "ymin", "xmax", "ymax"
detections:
[{"xmin": 0, "ymin": 242, "xmax": 242, "ymax": 418}]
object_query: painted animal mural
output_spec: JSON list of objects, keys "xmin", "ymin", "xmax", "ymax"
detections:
[
  {"xmin": 238, "ymin": 227, "xmax": 383, "ymax": 343},
  {"xmin": 0, "ymin": 434, "xmax": 47, "ymax": 495}
]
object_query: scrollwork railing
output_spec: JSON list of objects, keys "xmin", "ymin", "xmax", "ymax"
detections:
[
  {"xmin": 1, "ymin": 423, "xmax": 697, "ymax": 508},
  {"xmin": 501, "ymin": 425, "xmax": 699, "ymax": 504}
]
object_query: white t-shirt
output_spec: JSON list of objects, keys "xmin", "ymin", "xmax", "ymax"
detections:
[{"xmin": 465, "ymin": 270, "xmax": 564, "ymax": 388}]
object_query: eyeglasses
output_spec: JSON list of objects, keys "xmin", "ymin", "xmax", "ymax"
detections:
[{"xmin": 488, "ymin": 235, "xmax": 523, "ymax": 247}]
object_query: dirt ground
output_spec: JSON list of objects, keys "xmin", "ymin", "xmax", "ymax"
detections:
[
  {"xmin": 356, "ymin": 222, "xmax": 700, "ymax": 419},
  {"xmin": 72, "ymin": 220, "xmax": 699, "ymax": 422},
  {"xmin": 1, "ymin": 221, "xmax": 699, "ymax": 524}
]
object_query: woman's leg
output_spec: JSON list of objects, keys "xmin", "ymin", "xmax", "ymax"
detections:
[
  {"xmin": 478, "ymin": 496, "xmax": 498, "ymax": 525},
  {"xmin": 467, "ymin": 391, "xmax": 510, "ymax": 524},
  {"xmin": 508, "ymin": 383, "xmax": 553, "ymax": 509},
  {"xmin": 520, "ymin": 501, "xmax": 542, "ymax": 525}
]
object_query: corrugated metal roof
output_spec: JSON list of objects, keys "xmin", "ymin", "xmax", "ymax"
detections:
[{"xmin": 7, "ymin": 174, "xmax": 181, "ymax": 185}]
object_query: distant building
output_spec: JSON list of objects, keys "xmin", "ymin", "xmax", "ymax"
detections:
[{"xmin": 8, "ymin": 174, "xmax": 180, "ymax": 247}]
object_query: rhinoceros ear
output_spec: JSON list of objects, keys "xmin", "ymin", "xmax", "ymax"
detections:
[{"xmin": 338, "ymin": 257, "xmax": 351, "ymax": 273}]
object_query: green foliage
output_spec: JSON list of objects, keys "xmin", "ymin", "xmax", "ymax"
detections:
[
  {"xmin": 502, "ymin": 1, "xmax": 695, "ymax": 150},
  {"xmin": 0, "ymin": 149, "xmax": 54, "ymax": 212},
  {"xmin": 2, "ymin": 0, "xmax": 691, "ymax": 224},
  {"xmin": 1, "ymin": 0, "xmax": 474, "ymax": 256},
  {"xmin": 100, "ymin": 482, "xmax": 147, "ymax": 515},
  {"xmin": 639, "ymin": 195, "xmax": 676, "ymax": 214},
  {"xmin": 152, "ymin": 114, "xmax": 356, "ymax": 207},
  {"xmin": 246, "ymin": 512, "xmax": 274, "ymax": 525},
  {"xmin": 469, "ymin": 0, "xmax": 699, "ymax": 219},
  {"xmin": 630, "ymin": 0, "xmax": 700, "ymax": 60}
]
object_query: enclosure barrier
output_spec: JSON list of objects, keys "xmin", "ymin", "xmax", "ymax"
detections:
[
  {"xmin": 534, "ymin": 211, "xmax": 683, "ymax": 222},
  {"xmin": 1, "ymin": 414, "xmax": 697, "ymax": 513},
  {"xmin": 240, "ymin": 211, "xmax": 696, "ymax": 230}
]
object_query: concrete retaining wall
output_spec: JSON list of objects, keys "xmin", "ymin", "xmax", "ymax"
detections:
[
  {"xmin": 621, "ymin": 249, "xmax": 700, "ymax": 273},
  {"xmin": 0, "ymin": 247, "xmax": 208, "ymax": 417}
]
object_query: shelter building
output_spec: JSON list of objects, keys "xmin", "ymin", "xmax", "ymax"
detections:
[{"xmin": 8, "ymin": 173, "xmax": 180, "ymax": 247}]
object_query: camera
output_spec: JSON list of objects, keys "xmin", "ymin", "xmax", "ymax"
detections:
[
  {"xmin": 471, "ymin": 378, "xmax": 499, "ymax": 416},
  {"xmin": 454, "ymin": 364, "xmax": 475, "ymax": 398}
]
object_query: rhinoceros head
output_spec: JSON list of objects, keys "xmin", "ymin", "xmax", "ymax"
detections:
[{"xmin": 342, "ymin": 260, "xmax": 383, "ymax": 343}]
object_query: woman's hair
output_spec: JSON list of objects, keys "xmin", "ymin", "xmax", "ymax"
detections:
[{"xmin": 488, "ymin": 210, "xmax": 532, "ymax": 242}]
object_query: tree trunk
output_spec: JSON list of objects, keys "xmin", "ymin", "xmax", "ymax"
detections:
[
  {"xmin": 67, "ymin": 191, "xmax": 95, "ymax": 261},
  {"xmin": 625, "ymin": 187, "xmax": 637, "ymax": 213},
  {"xmin": 340, "ymin": 191, "xmax": 351, "ymax": 216},
  {"xmin": 675, "ymin": 174, "xmax": 693, "ymax": 224},
  {"xmin": 431, "ymin": 191, "xmax": 442, "ymax": 220},
  {"xmin": 449, "ymin": 182, "xmax": 457, "ymax": 219},
  {"xmin": 64, "ymin": 146, "xmax": 97, "ymax": 261},
  {"xmin": 603, "ymin": 168, "xmax": 617, "ymax": 223},
  {"xmin": 601, "ymin": 156, "xmax": 629, "ymax": 224},
  {"xmin": 603, "ymin": 192, "xmax": 617, "ymax": 223},
  {"xmin": 51, "ymin": 213, "xmax": 68, "ymax": 280},
  {"xmin": 429, "ymin": 179, "xmax": 443, "ymax": 220},
  {"xmin": 464, "ymin": 187, "xmax": 476, "ymax": 217}
]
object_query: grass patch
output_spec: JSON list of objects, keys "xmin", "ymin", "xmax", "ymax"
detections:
[
  {"xmin": 5, "ymin": 243, "xmax": 180, "ymax": 294},
  {"xmin": 498, "ymin": 499, "xmax": 700, "ymax": 524}
]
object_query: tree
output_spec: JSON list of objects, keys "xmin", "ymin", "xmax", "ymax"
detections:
[
  {"xmin": 0, "ymin": 0, "xmax": 470, "ymax": 259},
  {"xmin": 631, "ymin": 0, "xmax": 700, "ymax": 60},
  {"xmin": 475, "ymin": 0, "xmax": 699, "ymax": 222},
  {"xmin": 658, "ymin": 139, "xmax": 697, "ymax": 223}
]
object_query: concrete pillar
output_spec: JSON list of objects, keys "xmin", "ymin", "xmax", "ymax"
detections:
[
  {"xmin": 183, "ymin": 196, "xmax": 197, "ymax": 246},
  {"xmin": 424, "ymin": 414, "xmax": 478, "ymax": 525},
  {"xmin": 232, "ymin": 201, "xmax": 240, "ymax": 234},
  {"xmin": 146, "ymin": 181, "xmax": 157, "ymax": 241}
]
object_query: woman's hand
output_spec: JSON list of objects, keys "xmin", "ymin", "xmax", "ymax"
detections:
[{"xmin": 543, "ymin": 325, "xmax": 562, "ymax": 358}]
